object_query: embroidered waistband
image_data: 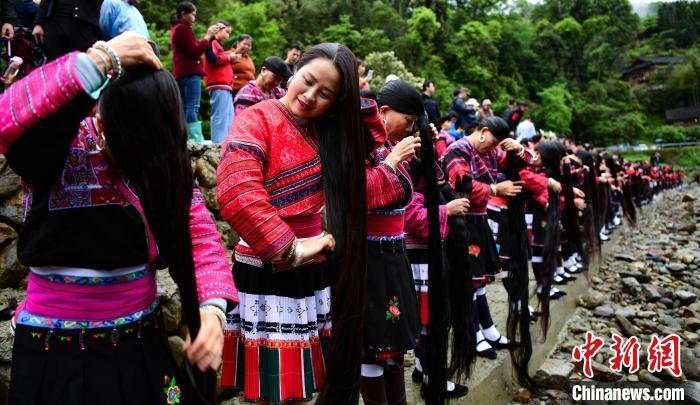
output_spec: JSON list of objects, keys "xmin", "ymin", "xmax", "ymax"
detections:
[{"xmin": 16, "ymin": 300, "xmax": 159, "ymax": 330}]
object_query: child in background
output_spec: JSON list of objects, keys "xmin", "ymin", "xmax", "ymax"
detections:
[
  {"xmin": 435, "ymin": 115, "xmax": 455, "ymax": 157},
  {"xmin": 204, "ymin": 21, "xmax": 235, "ymax": 144}
]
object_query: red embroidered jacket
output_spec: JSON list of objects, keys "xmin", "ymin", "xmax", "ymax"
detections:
[
  {"xmin": 217, "ymin": 100, "xmax": 324, "ymax": 269},
  {"xmin": 441, "ymin": 138, "xmax": 533, "ymax": 214}
]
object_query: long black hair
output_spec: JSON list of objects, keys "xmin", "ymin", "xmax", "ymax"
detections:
[
  {"xmin": 575, "ymin": 150, "xmax": 601, "ymax": 262},
  {"xmin": 100, "ymin": 67, "xmax": 216, "ymax": 403},
  {"xmin": 504, "ymin": 146, "xmax": 534, "ymax": 392},
  {"xmin": 303, "ymin": 44, "xmax": 367, "ymax": 405},
  {"xmin": 445, "ymin": 173, "xmax": 476, "ymax": 382},
  {"xmin": 534, "ymin": 141, "xmax": 565, "ymax": 339}
]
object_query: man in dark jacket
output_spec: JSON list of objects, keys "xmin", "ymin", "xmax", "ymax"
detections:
[
  {"xmin": 1, "ymin": 0, "xmax": 16, "ymax": 92},
  {"xmin": 1, "ymin": 0, "xmax": 15, "ymax": 40},
  {"xmin": 32, "ymin": 0, "xmax": 104, "ymax": 61},
  {"xmin": 421, "ymin": 80, "xmax": 441, "ymax": 124},
  {"xmin": 448, "ymin": 87, "xmax": 475, "ymax": 131},
  {"xmin": 504, "ymin": 101, "xmax": 527, "ymax": 133}
]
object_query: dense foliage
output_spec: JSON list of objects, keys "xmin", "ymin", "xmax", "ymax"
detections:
[{"xmin": 142, "ymin": 0, "xmax": 700, "ymax": 146}]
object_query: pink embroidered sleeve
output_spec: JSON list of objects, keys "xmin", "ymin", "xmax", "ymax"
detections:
[
  {"xmin": 190, "ymin": 188, "xmax": 239, "ymax": 304},
  {"xmin": 520, "ymin": 168, "xmax": 549, "ymax": 208},
  {"xmin": 404, "ymin": 192, "xmax": 449, "ymax": 239},
  {"xmin": 0, "ymin": 52, "xmax": 84, "ymax": 154}
]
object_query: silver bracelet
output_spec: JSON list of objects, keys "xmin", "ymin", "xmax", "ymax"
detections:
[
  {"xmin": 292, "ymin": 239, "xmax": 305, "ymax": 268},
  {"xmin": 92, "ymin": 41, "xmax": 122, "ymax": 79},
  {"xmin": 88, "ymin": 47, "xmax": 111, "ymax": 72},
  {"xmin": 200, "ymin": 305, "xmax": 226, "ymax": 330}
]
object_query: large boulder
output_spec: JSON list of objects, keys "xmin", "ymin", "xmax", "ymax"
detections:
[
  {"xmin": 533, "ymin": 359, "xmax": 574, "ymax": 389},
  {"xmin": 0, "ymin": 223, "xmax": 17, "ymax": 247},
  {"xmin": 0, "ymin": 241, "xmax": 26, "ymax": 288},
  {"xmin": 156, "ymin": 271, "xmax": 182, "ymax": 335},
  {"xmin": 0, "ymin": 193, "xmax": 24, "ymax": 228},
  {"xmin": 0, "ymin": 168, "xmax": 20, "ymax": 200}
]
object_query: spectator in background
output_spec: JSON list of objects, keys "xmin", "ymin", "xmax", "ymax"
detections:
[
  {"xmin": 358, "ymin": 58, "xmax": 374, "ymax": 90},
  {"xmin": 449, "ymin": 87, "xmax": 474, "ymax": 131},
  {"xmin": 14, "ymin": 0, "xmax": 36, "ymax": 30},
  {"xmin": 281, "ymin": 43, "xmax": 301, "ymax": 90},
  {"xmin": 0, "ymin": 0, "xmax": 15, "ymax": 93},
  {"xmin": 99, "ymin": 0, "xmax": 149, "ymax": 39},
  {"xmin": 435, "ymin": 115, "xmax": 455, "ymax": 157},
  {"xmin": 446, "ymin": 110, "xmax": 463, "ymax": 140},
  {"xmin": 233, "ymin": 56, "xmax": 290, "ymax": 114},
  {"xmin": 32, "ymin": 0, "xmax": 102, "ymax": 61},
  {"xmin": 504, "ymin": 101, "xmax": 527, "ymax": 133},
  {"xmin": 476, "ymin": 98, "xmax": 494, "ymax": 124},
  {"xmin": 204, "ymin": 20, "xmax": 234, "ymax": 144},
  {"xmin": 650, "ymin": 152, "xmax": 662, "ymax": 167},
  {"xmin": 2, "ymin": 0, "xmax": 15, "ymax": 39},
  {"xmin": 422, "ymin": 79, "xmax": 441, "ymax": 124},
  {"xmin": 231, "ymin": 34, "xmax": 255, "ymax": 98},
  {"xmin": 503, "ymin": 98, "xmax": 516, "ymax": 116},
  {"xmin": 171, "ymin": 1, "xmax": 220, "ymax": 142},
  {"xmin": 516, "ymin": 117, "xmax": 536, "ymax": 142}
]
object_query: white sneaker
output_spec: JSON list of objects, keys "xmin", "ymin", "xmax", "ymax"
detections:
[
  {"xmin": 599, "ymin": 232, "xmax": 610, "ymax": 241},
  {"xmin": 613, "ymin": 216, "xmax": 621, "ymax": 226}
]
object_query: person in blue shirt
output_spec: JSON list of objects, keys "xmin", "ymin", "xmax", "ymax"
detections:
[
  {"xmin": 446, "ymin": 111, "xmax": 464, "ymax": 140},
  {"xmin": 100, "ymin": 0, "xmax": 149, "ymax": 40}
]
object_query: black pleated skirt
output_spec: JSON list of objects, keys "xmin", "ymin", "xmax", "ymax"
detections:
[
  {"xmin": 364, "ymin": 240, "xmax": 420, "ymax": 360},
  {"xmin": 9, "ymin": 308, "xmax": 180, "ymax": 405},
  {"xmin": 464, "ymin": 217, "xmax": 502, "ymax": 281}
]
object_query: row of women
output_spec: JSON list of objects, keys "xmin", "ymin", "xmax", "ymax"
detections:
[{"xmin": 0, "ymin": 32, "xmax": 682, "ymax": 405}]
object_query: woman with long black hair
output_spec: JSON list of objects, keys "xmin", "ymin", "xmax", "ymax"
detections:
[
  {"xmin": 217, "ymin": 43, "xmax": 367, "ymax": 404},
  {"xmin": 359, "ymin": 80, "xmax": 422, "ymax": 405},
  {"xmin": 441, "ymin": 117, "xmax": 532, "ymax": 360},
  {"xmin": 574, "ymin": 150, "xmax": 601, "ymax": 263},
  {"xmin": 404, "ymin": 124, "xmax": 470, "ymax": 399},
  {"xmin": 3, "ymin": 33, "xmax": 239, "ymax": 404}
]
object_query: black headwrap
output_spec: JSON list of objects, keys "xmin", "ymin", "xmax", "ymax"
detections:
[
  {"xmin": 481, "ymin": 116, "xmax": 511, "ymax": 141},
  {"xmin": 377, "ymin": 80, "xmax": 424, "ymax": 116}
]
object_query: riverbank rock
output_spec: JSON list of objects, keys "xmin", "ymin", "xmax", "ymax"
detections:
[{"xmin": 533, "ymin": 359, "xmax": 575, "ymax": 389}]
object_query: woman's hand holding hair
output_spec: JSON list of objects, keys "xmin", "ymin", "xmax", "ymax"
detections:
[
  {"xmin": 495, "ymin": 180, "xmax": 523, "ymax": 197},
  {"xmin": 183, "ymin": 311, "xmax": 224, "ymax": 372},
  {"xmin": 499, "ymin": 138, "xmax": 523, "ymax": 153},
  {"xmin": 548, "ymin": 178, "xmax": 562, "ymax": 194},
  {"xmin": 574, "ymin": 198, "xmax": 587, "ymax": 211},
  {"xmin": 103, "ymin": 31, "xmax": 161, "ymax": 71},
  {"xmin": 300, "ymin": 234, "xmax": 335, "ymax": 263},
  {"xmin": 204, "ymin": 24, "xmax": 220, "ymax": 41},
  {"xmin": 385, "ymin": 136, "xmax": 421, "ymax": 168},
  {"xmin": 446, "ymin": 198, "xmax": 470, "ymax": 217}
]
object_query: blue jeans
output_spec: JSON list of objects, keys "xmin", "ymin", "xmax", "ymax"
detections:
[
  {"xmin": 209, "ymin": 89, "xmax": 234, "ymax": 143},
  {"xmin": 177, "ymin": 75, "xmax": 201, "ymax": 123}
]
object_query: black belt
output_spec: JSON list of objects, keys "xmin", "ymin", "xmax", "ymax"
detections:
[
  {"xmin": 367, "ymin": 238, "xmax": 406, "ymax": 253},
  {"xmin": 463, "ymin": 214, "xmax": 487, "ymax": 224}
]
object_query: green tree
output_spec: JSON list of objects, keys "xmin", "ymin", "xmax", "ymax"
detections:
[
  {"xmin": 534, "ymin": 83, "xmax": 573, "ymax": 134},
  {"xmin": 214, "ymin": 1, "xmax": 287, "ymax": 67}
]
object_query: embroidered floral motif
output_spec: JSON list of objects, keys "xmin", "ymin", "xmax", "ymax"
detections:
[
  {"xmin": 540, "ymin": 220, "xmax": 547, "ymax": 228},
  {"xmin": 468, "ymin": 245, "xmax": 481, "ymax": 257},
  {"xmin": 385, "ymin": 296, "xmax": 401, "ymax": 322},
  {"xmin": 164, "ymin": 376, "xmax": 182, "ymax": 404}
]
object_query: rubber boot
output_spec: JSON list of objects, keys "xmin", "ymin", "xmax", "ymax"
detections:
[{"xmin": 187, "ymin": 121, "xmax": 205, "ymax": 142}]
